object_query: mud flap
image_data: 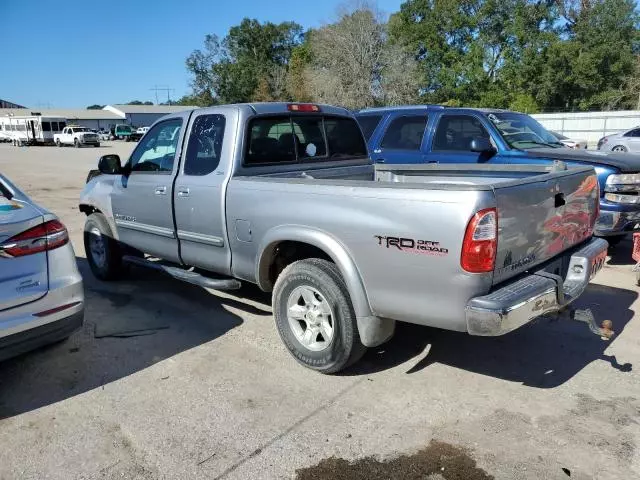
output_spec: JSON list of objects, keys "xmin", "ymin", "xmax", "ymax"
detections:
[{"xmin": 357, "ymin": 316, "xmax": 395, "ymax": 347}]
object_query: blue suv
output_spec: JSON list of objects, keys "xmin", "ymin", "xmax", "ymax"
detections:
[{"xmin": 356, "ymin": 106, "xmax": 640, "ymax": 244}]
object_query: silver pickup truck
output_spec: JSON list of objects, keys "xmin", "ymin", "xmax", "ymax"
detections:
[{"xmin": 79, "ymin": 102, "xmax": 609, "ymax": 373}]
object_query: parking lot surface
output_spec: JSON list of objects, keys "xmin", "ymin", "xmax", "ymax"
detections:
[{"xmin": 0, "ymin": 142, "xmax": 639, "ymax": 479}]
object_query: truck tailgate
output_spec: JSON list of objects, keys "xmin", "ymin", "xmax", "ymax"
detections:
[{"xmin": 493, "ymin": 168, "xmax": 599, "ymax": 285}]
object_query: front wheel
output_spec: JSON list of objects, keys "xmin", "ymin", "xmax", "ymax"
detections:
[
  {"xmin": 612, "ymin": 145, "xmax": 628, "ymax": 153},
  {"xmin": 83, "ymin": 213, "xmax": 126, "ymax": 281},
  {"xmin": 56, "ymin": 139, "xmax": 61, "ymax": 147},
  {"xmin": 273, "ymin": 259, "xmax": 366, "ymax": 374},
  {"xmin": 94, "ymin": 143, "xmax": 100, "ymax": 147},
  {"xmin": 74, "ymin": 138, "xmax": 80, "ymax": 148}
]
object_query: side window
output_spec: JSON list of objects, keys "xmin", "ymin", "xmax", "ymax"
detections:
[
  {"xmin": 42, "ymin": 122, "xmax": 51, "ymax": 132},
  {"xmin": 184, "ymin": 114, "xmax": 226, "ymax": 176},
  {"xmin": 380, "ymin": 115, "xmax": 427, "ymax": 151},
  {"xmin": 324, "ymin": 117, "xmax": 367, "ymax": 157},
  {"xmin": 245, "ymin": 117, "xmax": 296, "ymax": 165},
  {"xmin": 433, "ymin": 115, "xmax": 490, "ymax": 151},
  {"xmin": 624, "ymin": 128, "xmax": 640, "ymax": 137},
  {"xmin": 355, "ymin": 114, "xmax": 383, "ymax": 141},
  {"xmin": 129, "ymin": 119, "xmax": 182, "ymax": 174}
]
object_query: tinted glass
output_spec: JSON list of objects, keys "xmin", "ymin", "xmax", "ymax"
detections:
[
  {"xmin": 381, "ymin": 115, "xmax": 427, "ymax": 151},
  {"xmin": 129, "ymin": 119, "xmax": 182, "ymax": 173},
  {"xmin": 624, "ymin": 128, "xmax": 640, "ymax": 137},
  {"xmin": 355, "ymin": 114, "xmax": 383, "ymax": 141},
  {"xmin": 293, "ymin": 117, "xmax": 327, "ymax": 159},
  {"xmin": 245, "ymin": 117, "xmax": 296, "ymax": 165},
  {"xmin": 434, "ymin": 115, "xmax": 490, "ymax": 151},
  {"xmin": 184, "ymin": 114, "xmax": 226, "ymax": 176},
  {"xmin": 324, "ymin": 117, "xmax": 367, "ymax": 157},
  {"xmin": 59, "ymin": 122, "xmax": 66, "ymax": 130},
  {"xmin": 42, "ymin": 122, "xmax": 51, "ymax": 132}
]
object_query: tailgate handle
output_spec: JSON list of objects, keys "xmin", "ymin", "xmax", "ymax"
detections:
[{"xmin": 554, "ymin": 193, "xmax": 566, "ymax": 208}]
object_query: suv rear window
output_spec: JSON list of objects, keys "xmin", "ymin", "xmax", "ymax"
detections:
[
  {"xmin": 355, "ymin": 114, "xmax": 382, "ymax": 141},
  {"xmin": 245, "ymin": 115, "xmax": 367, "ymax": 166}
]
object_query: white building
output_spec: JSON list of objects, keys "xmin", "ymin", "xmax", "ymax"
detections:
[
  {"xmin": 0, "ymin": 108, "xmax": 122, "ymax": 130},
  {"xmin": 532, "ymin": 110, "xmax": 640, "ymax": 148},
  {"xmin": 103, "ymin": 104, "xmax": 197, "ymax": 128}
]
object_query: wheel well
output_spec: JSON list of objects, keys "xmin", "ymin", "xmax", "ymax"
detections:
[{"xmin": 262, "ymin": 241, "xmax": 332, "ymax": 291}]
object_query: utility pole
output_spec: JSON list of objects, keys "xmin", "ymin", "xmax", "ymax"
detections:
[{"xmin": 149, "ymin": 85, "xmax": 174, "ymax": 105}]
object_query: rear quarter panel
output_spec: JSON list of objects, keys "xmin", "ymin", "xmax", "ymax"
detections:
[{"xmin": 226, "ymin": 179, "xmax": 495, "ymax": 331}]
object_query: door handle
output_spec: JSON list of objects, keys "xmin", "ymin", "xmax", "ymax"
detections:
[
  {"xmin": 177, "ymin": 187, "xmax": 190, "ymax": 197},
  {"xmin": 154, "ymin": 186, "xmax": 167, "ymax": 195}
]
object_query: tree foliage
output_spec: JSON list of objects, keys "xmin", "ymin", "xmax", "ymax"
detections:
[
  {"xmin": 86, "ymin": 104, "xmax": 104, "ymax": 110},
  {"xmin": 186, "ymin": 19, "xmax": 303, "ymax": 104},
  {"xmin": 184, "ymin": 1, "xmax": 639, "ymax": 112}
]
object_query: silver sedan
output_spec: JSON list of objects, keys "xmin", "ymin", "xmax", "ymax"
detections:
[
  {"xmin": 0, "ymin": 173, "xmax": 84, "ymax": 361},
  {"xmin": 598, "ymin": 127, "xmax": 640, "ymax": 152}
]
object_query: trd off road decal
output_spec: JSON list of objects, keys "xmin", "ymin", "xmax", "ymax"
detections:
[{"xmin": 374, "ymin": 235, "xmax": 448, "ymax": 256}]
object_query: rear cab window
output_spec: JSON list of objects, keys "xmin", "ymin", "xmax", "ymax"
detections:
[{"xmin": 244, "ymin": 114, "xmax": 367, "ymax": 166}]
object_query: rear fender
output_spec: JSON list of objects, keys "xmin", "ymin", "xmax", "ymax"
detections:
[{"xmin": 256, "ymin": 226, "xmax": 394, "ymax": 347}]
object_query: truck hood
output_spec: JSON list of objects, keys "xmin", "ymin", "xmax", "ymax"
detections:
[{"xmin": 526, "ymin": 148, "xmax": 640, "ymax": 173}]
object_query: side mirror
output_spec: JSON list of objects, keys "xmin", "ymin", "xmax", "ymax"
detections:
[
  {"xmin": 470, "ymin": 137, "xmax": 494, "ymax": 153},
  {"xmin": 98, "ymin": 154, "xmax": 122, "ymax": 174}
]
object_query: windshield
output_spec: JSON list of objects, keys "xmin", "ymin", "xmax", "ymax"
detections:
[{"xmin": 486, "ymin": 112, "xmax": 564, "ymax": 149}]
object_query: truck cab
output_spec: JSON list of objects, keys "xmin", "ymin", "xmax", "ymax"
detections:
[{"xmin": 357, "ymin": 106, "xmax": 640, "ymax": 242}]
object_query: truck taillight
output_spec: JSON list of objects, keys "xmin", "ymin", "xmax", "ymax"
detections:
[
  {"xmin": 0, "ymin": 220, "xmax": 69, "ymax": 258},
  {"xmin": 287, "ymin": 103, "xmax": 321, "ymax": 112},
  {"xmin": 461, "ymin": 208, "xmax": 497, "ymax": 273}
]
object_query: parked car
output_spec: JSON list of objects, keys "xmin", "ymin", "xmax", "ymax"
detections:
[
  {"xmin": 79, "ymin": 102, "xmax": 607, "ymax": 373},
  {"xmin": 54, "ymin": 125, "xmax": 100, "ymax": 148},
  {"xmin": 0, "ymin": 173, "xmax": 84, "ymax": 361},
  {"xmin": 597, "ymin": 127, "xmax": 640, "ymax": 153},
  {"xmin": 98, "ymin": 130, "xmax": 110, "ymax": 141},
  {"xmin": 356, "ymin": 106, "xmax": 640, "ymax": 246},
  {"xmin": 550, "ymin": 131, "xmax": 588, "ymax": 149},
  {"xmin": 110, "ymin": 124, "xmax": 134, "ymax": 141}
]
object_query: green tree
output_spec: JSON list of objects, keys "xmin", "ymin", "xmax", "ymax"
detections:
[
  {"xmin": 86, "ymin": 104, "xmax": 104, "ymax": 110},
  {"xmin": 186, "ymin": 19, "xmax": 303, "ymax": 103}
]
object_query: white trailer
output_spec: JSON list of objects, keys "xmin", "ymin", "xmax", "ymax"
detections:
[{"xmin": 0, "ymin": 114, "xmax": 67, "ymax": 145}]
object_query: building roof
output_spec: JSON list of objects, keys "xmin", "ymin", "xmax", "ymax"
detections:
[
  {"xmin": 0, "ymin": 99, "xmax": 26, "ymax": 109},
  {"xmin": 104, "ymin": 104, "xmax": 198, "ymax": 116},
  {"xmin": 0, "ymin": 108, "xmax": 122, "ymax": 120}
]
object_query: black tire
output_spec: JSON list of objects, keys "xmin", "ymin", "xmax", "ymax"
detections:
[
  {"xmin": 273, "ymin": 258, "xmax": 366, "ymax": 374},
  {"xmin": 83, "ymin": 213, "xmax": 126, "ymax": 281},
  {"xmin": 74, "ymin": 138, "xmax": 80, "ymax": 148},
  {"xmin": 94, "ymin": 143, "xmax": 100, "ymax": 147},
  {"xmin": 56, "ymin": 139, "xmax": 61, "ymax": 147},
  {"xmin": 612, "ymin": 145, "xmax": 628, "ymax": 153},
  {"xmin": 606, "ymin": 235, "xmax": 625, "ymax": 247}
]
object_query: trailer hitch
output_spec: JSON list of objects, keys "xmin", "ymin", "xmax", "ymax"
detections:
[{"xmin": 553, "ymin": 307, "xmax": 614, "ymax": 340}]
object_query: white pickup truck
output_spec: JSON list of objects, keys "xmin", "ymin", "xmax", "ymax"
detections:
[{"xmin": 54, "ymin": 126, "xmax": 100, "ymax": 148}]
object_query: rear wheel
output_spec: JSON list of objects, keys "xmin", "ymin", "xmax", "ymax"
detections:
[
  {"xmin": 56, "ymin": 139, "xmax": 61, "ymax": 147},
  {"xmin": 273, "ymin": 259, "xmax": 366, "ymax": 374},
  {"xmin": 612, "ymin": 145, "xmax": 628, "ymax": 153},
  {"xmin": 84, "ymin": 213, "xmax": 126, "ymax": 281}
]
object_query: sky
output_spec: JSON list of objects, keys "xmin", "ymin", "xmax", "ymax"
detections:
[{"xmin": 1, "ymin": 0, "xmax": 403, "ymax": 109}]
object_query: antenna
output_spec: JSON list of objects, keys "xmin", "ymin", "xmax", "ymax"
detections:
[{"xmin": 149, "ymin": 85, "xmax": 175, "ymax": 105}]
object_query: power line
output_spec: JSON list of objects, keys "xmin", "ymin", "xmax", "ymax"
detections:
[{"xmin": 149, "ymin": 85, "xmax": 175, "ymax": 105}]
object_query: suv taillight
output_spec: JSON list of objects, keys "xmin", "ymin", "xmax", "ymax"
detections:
[
  {"xmin": 461, "ymin": 208, "xmax": 497, "ymax": 273},
  {"xmin": 0, "ymin": 220, "xmax": 69, "ymax": 258}
]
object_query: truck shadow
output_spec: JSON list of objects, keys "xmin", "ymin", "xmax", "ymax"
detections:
[
  {"xmin": 607, "ymin": 237, "xmax": 635, "ymax": 266},
  {"xmin": 0, "ymin": 258, "xmax": 270, "ymax": 420},
  {"xmin": 349, "ymin": 283, "xmax": 636, "ymax": 388}
]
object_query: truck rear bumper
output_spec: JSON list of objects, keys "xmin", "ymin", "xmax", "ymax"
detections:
[{"xmin": 466, "ymin": 238, "xmax": 608, "ymax": 336}]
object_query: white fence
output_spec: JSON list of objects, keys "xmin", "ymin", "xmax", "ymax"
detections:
[{"xmin": 531, "ymin": 110, "xmax": 640, "ymax": 148}]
